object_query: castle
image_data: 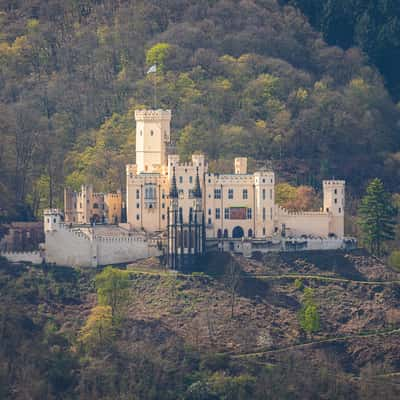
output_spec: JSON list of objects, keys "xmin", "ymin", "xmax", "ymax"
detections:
[{"xmin": 41, "ymin": 108, "xmax": 351, "ymax": 269}]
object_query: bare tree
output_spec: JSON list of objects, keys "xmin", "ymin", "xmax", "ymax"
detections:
[{"xmin": 224, "ymin": 258, "xmax": 241, "ymax": 319}]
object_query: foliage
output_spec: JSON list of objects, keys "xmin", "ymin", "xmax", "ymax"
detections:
[
  {"xmin": 298, "ymin": 288, "xmax": 320, "ymax": 336},
  {"xmin": 358, "ymin": 178, "xmax": 397, "ymax": 256},
  {"xmin": 276, "ymin": 183, "xmax": 319, "ymax": 211},
  {"xmin": 282, "ymin": 0, "xmax": 400, "ymax": 101},
  {"xmin": 388, "ymin": 251, "xmax": 400, "ymax": 272},
  {"xmin": 0, "ymin": 0, "xmax": 398, "ymax": 220},
  {"xmin": 95, "ymin": 266, "xmax": 130, "ymax": 318},
  {"xmin": 78, "ymin": 305, "xmax": 115, "ymax": 352}
]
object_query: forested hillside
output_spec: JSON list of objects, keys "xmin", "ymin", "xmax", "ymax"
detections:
[{"xmin": 0, "ymin": 0, "xmax": 399, "ymax": 221}]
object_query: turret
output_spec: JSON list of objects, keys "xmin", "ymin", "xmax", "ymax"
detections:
[
  {"xmin": 44, "ymin": 209, "xmax": 63, "ymax": 232},
  {"xmin": 135, "ymin": 109, "xmax": 171, "ymax": 173},
  {"xmin": 323, "ymin": 180, "xmax": 345, "ymax": 237}
]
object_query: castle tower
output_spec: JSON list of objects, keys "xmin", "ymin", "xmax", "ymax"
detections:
[
  {"xmin": 167, "ymin": 167, "xmax": 205, "ymax": 271},
  {"xmin": 135, "ymin": 109, "xmax": 171, "ymax": 173},
  {"xmin": 323, "ymin": 180, "xmax": 345, "ymax": 237},
  {"xmin": 44, "ymin": 209, "xmax": 63, "ymax": 232}
]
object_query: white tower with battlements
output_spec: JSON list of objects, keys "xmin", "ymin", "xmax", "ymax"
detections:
[
  {"xmin": 323, "ymin": 180, "xmax": 345, "ymax": 237},
  {"xmin": 135, "ymin": 109, "xmax": 171, "ymax": 173}
]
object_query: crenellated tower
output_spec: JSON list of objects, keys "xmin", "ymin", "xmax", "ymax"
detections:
[
  {"xmin": 135, "ymin": 109, "xmax": 171, "ymax": 173},
  {"xmin": 323, "ymin": 180, "xmax": 345, "ymax": 237}
]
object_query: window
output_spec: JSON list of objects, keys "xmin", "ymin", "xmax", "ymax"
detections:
[
  {"xmin": 248, "ymin": 229, "xmax": 253, "ymax": 238},
  {"xmin": 215, "ymin": 208, "xmax": 221, "ymax": 219},
  {"xmin": 243, "ymin": 189, "xmax": 248, "ymax": 200},
  {"xmin": 140, "ymin": 130, "xmax": 142, "ymax": 136},
  {"xmin": 162, "ymin": 203, "xmax": 165, "ymax": 209},
  {"xmin": 228, "ymin": 189, "xmax": 234, "ymax": 199},
  {"xmin": 334, "ymin": 189, "xmax": 337, "ymax": 194},
  {"xmin": 263, "ymin": 227, "xmax": 266, "ymax": 235},
  {"xmin": 334, "ymin": 198, "xmax": 337, "ymax": 204},
  {"xmin": 150, "ymin": 130, "xmax": 154, "ymax": 136},
  {"xmin": 339, "ymin": 208, "xmax": 341, "ymax": 213},
  {"xmin": 247, "ymin": 208, "xmax": 252, "ymax": 219},
  {"xmin": 145, "ymin": 185, "xmax": 156, "ymax": 200},
  {"xmin": 214, "ymin": 189, "xmax": 221, "ymax": 199},
  {"xmin": 93, "ymin": 203, "xmax": 98, "ymax": 209},
  {"xmin": 263, "ymin": 207, "xmax": 266, "ymax": 221},
  {"xmin": 179, "ymin": 189, "xmax": 184, "ymax": 199},
  {"xmin": 208, "ymin": 208, "xmax": 212, "ymax": 215},
  {"xmin": 162, "ymin": 214, "xmax": 165, "ymax": 220},
  {"xmin": 136, "ymin": 214, "xmax": 140, "ymax": 220},
  {"xmin": 189, "ymin": 176, "xmax": 193, "ymax": 184},
  {"xmin": 270, "ymin": 207, "xmax": 273, "ymax": 220},
  {"xmin": 179, "ymin": 176, "xmax": 183, "ymax": 184},
  {"xmin": 223, "ymin": 229, "xmax": 228, "ymax": 238},
  {"xmin": 224, "ymin": 208, "xmax": 230, "ymax": 219},
  {"xmin": 208, "ymin": 218, "xmax": 212, "ymax": 225},
  {"xmin": 217, "ymin": 229, "xmax": 222, "ymax": 238},
  {"xmin": 136, "ymin": 189, "xmax": 140, "ymax": 200},
  {"xmin": 136, "ymin": 203, "xmax": 140, "ymax": 209},
  {"xmin": 262, "ymin": 189, "xmax": 266, "ymax": 200},
  {"xmin": 270, "ymin": 189, "xmax": 273, "ymax": 199}
]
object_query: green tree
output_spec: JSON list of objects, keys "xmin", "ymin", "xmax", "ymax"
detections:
[
  {"xmin": 146, "ymin": 42, "xmax": 171, "ymax": 72},
  {"xmin": 358, "ymin": 178, "xmax": 396, "ymax": 256},
  {"xmin": 95, "ymin": 267, "xmax": 130, "ymax": 319},
  {"xmin": 78, "ymin": 305, "xmax": 115, "ymax": 352},
  {"xmin": 298, "ymin": 288, "xmax": 320, "ymax": 338}
]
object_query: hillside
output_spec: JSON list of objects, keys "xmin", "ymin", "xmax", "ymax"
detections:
[
  {"xmin": 0, "ymin": 0, "xmax": 399, "ymax": 221},
  {"xmin": 2, "ymin": 251, "xmax": 400, "ymax": 399}
]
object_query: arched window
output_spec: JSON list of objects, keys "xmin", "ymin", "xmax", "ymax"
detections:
[
  {"xmin": 217, "ymin": 229, "xmax": 222, "ymax": 238},
  {"xmin": 223, "ymin": 229, "xmax": 228, "ymax": 238},
  {"xmin": 248, "ymin": 229, "xmax": 253, "ymax": 238}
]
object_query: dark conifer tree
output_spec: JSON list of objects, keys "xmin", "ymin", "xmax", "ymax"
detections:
[{"xmin": 358, "ymin": 178, "xmax": 396, "ymax": 256}]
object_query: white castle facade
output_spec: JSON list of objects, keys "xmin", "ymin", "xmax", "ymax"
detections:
[{"xmin": 38, "ymin": 108, "xmax": 351, "ymax": 268}]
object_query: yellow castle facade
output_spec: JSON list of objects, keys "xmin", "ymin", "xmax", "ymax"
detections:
[{"xmin": 126, "ymin": 109, "xmax": 345, "ymax": 240}]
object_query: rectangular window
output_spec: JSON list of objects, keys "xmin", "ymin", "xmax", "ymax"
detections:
[
  {"xmin": 270, "ymin": 207, "xmax": 273, "ymax": 220},
  {"xmin": 334, "ymin": 189, "xmax": 337, "ymax": 194},
  {"xmin": 208, "ymin": 208, "xmax": 212, "ymax": 215},
  {"xmin": 214, "ymin": 189, "xmax": 221, "ymax": 199},
  {"xmin": 339, "ymin": 208, "xmax": 341, "ymax": 213},
  {"xmin": 215, "ymin": 208, "xmax": 221, "ymax": 219},
  {"xmin": 263, "ymin": 227, "xmax": 266, "ymax": 236},
  {"xmin": 334, "ymin": 198, "xmax": 337, "ymax": 204},
  {"xmin": 228, "ymin": 189, "xmax": 234, "ymax": 199},
  {"xmin": 178, "ymin": 189, "xmax": 184, "ymax": 199},
  {"xmin": 189, "ymin": 176, "xmax": 193, "ymax": 184},
  {"xmin": 262, "ymin": 189, "xmax": 266, "ymax": 200},
  {"xmin": 208, "ymin": 218, "xmax": 212, "ymax": 225},
  {"xmin": 179, "ymin": 176, "xmax": 183, "ymax": 184},
  {"xmin": 243, "ymin": 189, "xmax": 248, "ymax": 200},
  {"xmin": 136, "ymin": 189, "xmax": 140, "ymax": 200},
  {"xmin": 247, "ymin": 208, "xmax": 252, "ymax": 219},
  {"xmin": 263, "ymin": 207, "xmax": 266, "ymax": 221},
  {"xmin": 270, "ymin": 189, "xmax": 273, "ymax": 200},
  {"xmin": 224, "ymin": 208, "xmax": 230, "ymax": 219}
]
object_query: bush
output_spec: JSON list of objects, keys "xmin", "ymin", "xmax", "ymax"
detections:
[{"xmin": 388, "ymin": 251, "xmax": 400, "ymax": 271}]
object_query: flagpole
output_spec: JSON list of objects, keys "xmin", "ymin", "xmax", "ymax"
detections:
[{"xmin": 154, "ymin": 65, "xmax": 157, "ymax": 109}]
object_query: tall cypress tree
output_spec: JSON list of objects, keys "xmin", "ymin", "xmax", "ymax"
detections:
[{"xmin": 358, "ymin": 178, "xmax": 396, "ymax": 256}]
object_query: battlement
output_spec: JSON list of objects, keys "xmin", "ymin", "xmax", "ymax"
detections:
[
  {"xmin": 135, "ymin": 109, "xmax": 172, "ymax": 121},
  {"xmin": 323, "ymin": 180, "xmax": 345, "ymax": 186}
]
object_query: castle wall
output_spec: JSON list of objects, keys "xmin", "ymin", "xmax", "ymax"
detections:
[
  {"xmin": 44, "ymin": 217, "xmax": 158, "ymax": 267},
  {"xmin": 1, "ymin": 251, "xmax": 44, "ymax": 264},
  {"xmin": 275, "ymin": 207, "xmax": 331, "ymax": 237}
]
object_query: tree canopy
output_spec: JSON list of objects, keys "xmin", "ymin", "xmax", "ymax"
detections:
[{"xmin": 0, "ymin": 0, "xmax": 399, "ymax": 220}]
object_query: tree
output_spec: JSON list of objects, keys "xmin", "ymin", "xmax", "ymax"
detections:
[
  {"xmin": 298, "ymin": 288, "xmax": 320, "ymax": 338},
  {"xmin": 224, "ymin": 258, "xmax": 241, "ymax": 319},
  {"xmin": 78, "ymin": 305, "xmax": 115, "ymax": 352},
  {"xmin": 95, "ymin": 267, "xmax": 130, "ymax": 319},
  {"xmin": 358, "ymin": 178, "xmax": 396, "ymax": 256}
]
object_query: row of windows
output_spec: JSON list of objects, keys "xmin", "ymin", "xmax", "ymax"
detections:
[
  {"xmin": 216, "ymin": 229, "xmax": 254, "ymax": 238},
  {"xmin": 136, "ymin": 214, "xmax": 166, "ymax": 220},
  {"xmin": 213, "ymin": 188, "xmax": 273, "ymax": 200},
  {"xmin": 208, "ymin": 208, "xmax": 253, "ymax": 221}
]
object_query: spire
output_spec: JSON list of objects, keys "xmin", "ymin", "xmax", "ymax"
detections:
[
  {"xmin": 193, "ymin": 167, "xmax": 202, "ymax": 198},
  {"xmin": 169, "ymin": 166, "xmax": 178, "ymax": 199}
]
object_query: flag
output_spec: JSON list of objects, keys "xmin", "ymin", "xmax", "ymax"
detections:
[{"xmin": 147, "ymin": 64, "xmax": 157, "ymax": 74}]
